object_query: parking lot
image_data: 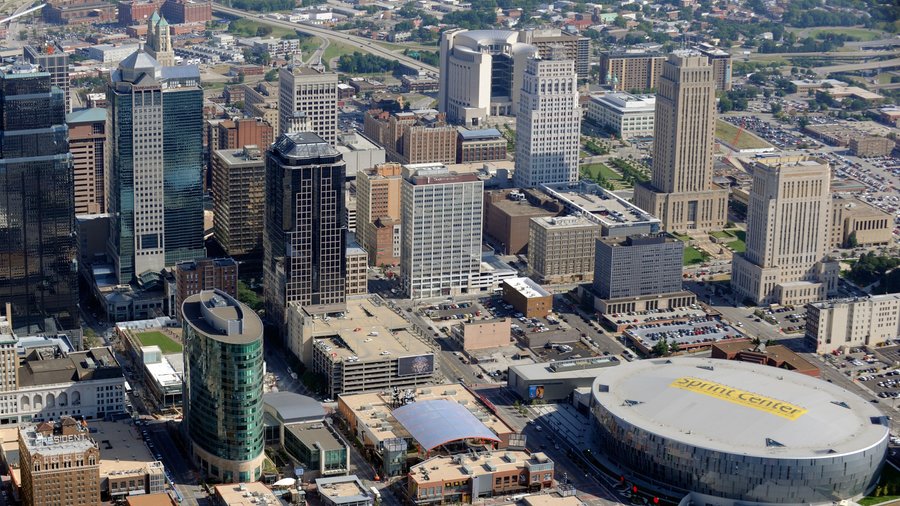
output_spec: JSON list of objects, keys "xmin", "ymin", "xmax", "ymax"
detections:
[
  {"xmin": 722, "ymin": 115, "xmax": 807, "ymax": 149},
  {"xmin": 625, "ymin": 318, "xmax": 744, "ymax": 354},
  {"xmin": 750, "ymin": 306, "xmax": 808, "ymax": 335}
]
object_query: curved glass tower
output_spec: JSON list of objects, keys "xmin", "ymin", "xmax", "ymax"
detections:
[{"xmin": 182, "ymin": 289, "xmax": 264, "ymax": 483}]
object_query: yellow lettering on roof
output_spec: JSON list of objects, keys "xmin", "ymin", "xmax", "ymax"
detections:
[{"xmin": 670, "ymin": 376, "xmax": 808, "ymax": 421}]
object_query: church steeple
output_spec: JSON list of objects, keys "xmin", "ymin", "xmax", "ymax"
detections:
[{"xmin": 145, "ymin": 11, "xmax": 175, "ymax": 67}]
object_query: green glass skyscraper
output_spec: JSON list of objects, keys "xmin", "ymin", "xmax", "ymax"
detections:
[{"xmin": 182, "ymin": 289, "xmax": 265, "ymax": 483}]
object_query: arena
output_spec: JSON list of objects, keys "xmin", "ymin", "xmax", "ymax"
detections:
[{"xmin": 591, "ymin": 357, "xmax": 889, "ymax": 505}]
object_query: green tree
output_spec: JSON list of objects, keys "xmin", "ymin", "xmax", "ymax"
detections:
[
  {"xmin": 264, "ymin": 69, "xmax": 278, "ymax": 82},
  {"xmin": 238, "ymin": 281, "xmax": 264, "ymax": 311},
  {"xmin": 653, "ymin": 339, "xmax": 670, "ymax": 357}
]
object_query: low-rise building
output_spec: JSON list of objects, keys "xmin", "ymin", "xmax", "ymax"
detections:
[
  {"xmin": 214, "ymin": 482, "xmax": 280, "ymax": 506},
  {"xmin": 585, "ymin": 93, "xmax": 655, "ymax": 139},
  {"xmin": 456, "ymin": 128, "xmax": 507, "ymax": 164},
  {"xmin": 83, "ymin": 43, "xmax": 140, "ymax": 63},
  {"xmin": 528, "ymin": 216, "xmax": 601, "ymax": 284},
  {"xmin": 806, "ymin": 294, "xmax": 900, "ymax": 354},
  {"xmin": 507, "ymin": 356, "xmax": 619, "ymax": 402},
  {"xmin": 139, "ymin": 346, "xmax": 182, "ymax": 407},
  {"xmin": 502, "ymin": 278, "xmax": 552, "ymax": 318},
  {"xmin": 450, "ymin": 319, "xmax": 511, "ymax": 351},
  {"xmin": 483, "ymin": 189, "xmax": 561, "ymax": 256},
  {"xmin": 711, "ymin": 340, "xmax": 819, "ymax": 377},
  {"xmin": 315, "ymin": 475, "xmax": 372, "ymax": 506},
  {"xmin": 830, "ymin": 196, "xmax": 894, "ymax": 249},
  {"xmin": 849, "ymin": 136, "xmax": 895, "ymax": 157},
  {"xmin": 335, "ymin": 131, "xmax": 386, "ymax": 179}
]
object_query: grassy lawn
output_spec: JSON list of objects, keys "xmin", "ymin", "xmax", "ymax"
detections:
[
  {"xmin": 710, "ymin": 230, "xmax": 734, "ymax": 240},
  {"xmin": 670, "ymin": 231, "xmax": 691, "ymax": 242},
  {"xmin": 135, "ymin": 331, "xmax": 182, "ymax": 354},
  {"xmin": 859, "ymin": 464, "xmax": 900, "ymax": 506},
  {"xmin": 581, "ymin": 163, "xmax": 623, "ymax": 183},
  {"xmin": 727, "ymin": 239, "xmax": 746, "ymax": 253},
  {"xmin": 684, "ymin": 246, "xmax": 709, "ymax": 266},
  {"xmin": 228, "ymin": 18, "xmax": 296, "ymax": 39},
  {"xmin": 807, "ymin": 27, "xmax": 883, "ymax": 41},
  {"xmin": 323, "ymin": 40, "xmax": 364, "ymax": 65},
  {"xmin": 715, "ymin": 119, "xmax": 773, "ymax": 150}
]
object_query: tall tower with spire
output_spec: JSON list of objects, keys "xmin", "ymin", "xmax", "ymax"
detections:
[{"xmin": 146, "ymin": 11, "xmax": 175, "ymax": 67}]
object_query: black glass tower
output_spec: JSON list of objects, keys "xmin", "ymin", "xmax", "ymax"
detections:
[{"xmin": 0, "ymin": 63, "xmax": 79, "ymax": 332}]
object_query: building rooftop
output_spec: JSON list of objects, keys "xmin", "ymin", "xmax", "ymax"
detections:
[
  {"xmin": 523, "ymin": 494, "xmax": 584, "ymax": 506},
  {"xmin": 404, "ymin": 163, "xmax": 480, "ymax": 186},
  {"xmin": 712, "ymin": 341, "xmax": 819, "ymax": 375},
  {"xmin": 541, "ymin": 181, "xmax": 659, "ymax": 233},
  {"xmin": 273, "ymin": 131, "xmax": 340, "ymax": 160},
  {"xmin": 213, "ymin": 147, "xmax": 265, "ymax": 166},
  {"xmin": 592, "ymin": 357, "xmax": 889, "ymax": 458},
  {"xmin": 408, "ymin": 450, "xmax": 550, "ymax": 483},
  {"xmin": 285, "ymin": 422, "xmax": 344, "ymax": 451},
  {"xmin": 314, "ymin": 475, "xmax": 369, "ymax": 505},
  {"xmin": 213, "ymin": 482, "xmax": 280, "ymax": 506},
  {"xmin": 66, "ymin": 107, "xmax": 106, "ymax": 124},
  {"xmin": 392, "ymin": 399, "xmax": 500, "ymax": 451},
  {"xmin": 336, "ymin": 131, "xmax": 382, "ymax": 152},
  {"xmin": 508, "ymin": 356, "xmax": 620, "ymax": 382},
  {"xmin": 458, "ymin": 128, "xmax": 503, "ymax": 140},
  {"xmin": 530, "ymin": 215, "xmax": 599, "ymax": 231},
  {"xmin": 21, "ymin": 420, "xmax": 96, "ymax": 457},
  {"xmin": 19, "ymin": 346, "xmax": 123, "ymax": 388},
  {"xmin": 126, "ymin": 494, "xmax": 178, "ymax": 506},
  {"xmin": 181, "ymin": 290, "xmax": 262, "ymax": 345},
  {"xmin": 590, "ymin": 92, "xmax": 655, "ymax": 112},
  {"xmin": 91, "ymin": 421, "xmax": 159, "ymax": 476},
  {"xmin": 263, "ymin": 392, "xmax": 325, "ymax": 424},
  {"xmin": 809, "ymin": 293, "xmax": 900, "ymax": 309},
  {"xmin": 625, "ymin": 318, "xmax": 743, "ymax": 349},
  {"xmin": 503, "ymin": 277, "xmax": 551, "ymax": 299}
]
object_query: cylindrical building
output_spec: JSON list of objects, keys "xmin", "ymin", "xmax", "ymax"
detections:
[
  {"xmin": 183, "ymin": 289, "xmax": 265, "ymax": 483},
  {"xmin": 591, "ymin": 357, "xmax": 888, "ymax": 505}
]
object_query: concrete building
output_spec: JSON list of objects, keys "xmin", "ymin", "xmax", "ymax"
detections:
[
  {"xmin": 18, "ymin": 418, "xmax": 100, "ymax": 506},
  {"xmin": 731, "ymin": 158, "xmax": 838, "ymax": 306},
  {"xmin": 483, "ymin": 189, "xmax": 561, "ymax": 255},
  {"xmin": 212, "ymin": 145, "xmax": 266, "ymax": 258},
  {"xmin": 364, "ymin": 109, "xmax": 457, "ymax": 165},
  {"xmin": 450, "ymin": 318, "xmax": 512, "ymax": 351},
  {"xmin": 264, "ymin": 133, "xmax": 346, "ymax": 332},
  {"xmin": 457, "ymin": 128, "xmax": 507, "ymax": 164},
  {"xmin": 43, "ymin": 0, "xmax": 116, "ymax": 24},
  {"xmin": 335, "ymin": 131, "xmax": 385, "ymax": 179},
  {"xmin": 408, "ymin": 451, "xmax": 554, "ymax": 504},
  {"xmin": 632, "ymin": 51, "xmax": 728, "ymax": 233},
  {"xmin": 160, "ymin": 0, "xmax": 211, "ymax": 24},
  {"xmin": 144, "ymin": 12, "xmax": 175, "ymax": 67},
  {"xmin": 277, "ymin": 65, "xmax": 338, "ymax": 143},
  {"xmin": 507, "ymin": 356, "xmax": 619, "ymax": 402},
  {"xmin": 84, "ymin": 44, "xmax": 141, "ymax": 63},
  {"xmin": 829, "ymin": 196, "xmax": 894, "ymax": 249},
  {"xmin": 401, "ymin": 164, "xmax": 483, "ymax": 299},
  {"xmin": 355, "ymin": 163, "xmax": 403, "ymax": 266},
  {"xmin": 24, "ymin": 44, "xmax": 70, "ymax": 112},
  {"xmin": 67, "ymin": 108, "xmax": 107, "ymax": 215},
  {"xmin": 107, "ymin": 49, "xmax": 205, "ymax": 284},
  {"xmin": 513, "ymin": 56, "xmax": 582, "ymax": 188},
  {"xmin": 520, "ymin": 28, "xmax": 590, "ymax": 80},
  {"xmin": 710, "ymin": 340, "xmax": 819, "ymax": 377},
  {"xmin": 316, "ymin": 475, "xmax": 372, "ymax": 506},
  {"xmin": 208, "ymin": 117, "xmax": 274, "ymax": 180},
  {"xmin": 138, "ymin": 345, "xmax": 182, "ymax": 407},
  {"xmin": 585, "ymin": 93, "xmax": 655, "ymax": 140},
  {"xmin": 502, "ymin": 278, "xmax": 552, "ymax": 318},
  {"xmin": 345, "ymin": 236, "xmax": 368, "ymax": 296},
  {"xmin": 183, "ymin": 289, "xmax": 265, "ymax": 483},
  {"xmin": 528, "ymin": 216, "xmax": 601, "ymax": 284},
  {"xmin": 240, "ymin": 83, "xmax": 279, "ymax": 134},
  {"xmin": 174, "ymin": 258, "xmax": 238, "ymax": 320},
  {"xmin": 598, "ymin": 50, "xmax": 665, "ymax": 92},
  {"xmin": 214, "ymin": 483, "xmax": 280, "ymax": 506},
  {"xmin": 849, "ymin": 136, "xmax": 895, "ymax": 157},
  {"xmin": 540, "ymin": 181, "xmax": 660, "ymax": 237},
  {"xmin": 696, "ymin": 43, "xmax": 732, "ymax": 91},
  {"xmin": 806, "ymin": 294, "xmax": 900, "ymax": 354}
]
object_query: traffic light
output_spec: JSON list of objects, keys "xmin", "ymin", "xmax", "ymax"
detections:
[
  {"xmin": 653, "ymin": 497, "xmax": 660, "ymax": 505},
  {"xmin": 632, "ymin": 485, "xmax": 638, "ymax": 494}
]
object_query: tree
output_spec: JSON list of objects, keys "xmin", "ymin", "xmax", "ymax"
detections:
[
  {"xmin": 256, "ymin": 25, "xmax": 272, "ymax": 37},
  {"xmin": 653, "ymin": 339, "xmax": 670, "ymax": 357},
  {"xmin": 264, "ymin": 69, "xmax": 278, "ymax": 82},
  {"xmin": 847, "ymin": 231, "xmax": 859, "ymax": 248}
]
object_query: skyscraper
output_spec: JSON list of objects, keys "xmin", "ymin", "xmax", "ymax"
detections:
[
  {"xmin": 731, "ymin": 157, "xmax": 838, "ymax": 306},
  {"xmin": 107, "ymin": 50, "xmax": 205, "ymax": 283},
  {"xmin": 24, "ymin": 43, "xmax": 70, "ymax": 112},
  {"xmin": 400, "ymin": 163, "xmax": 483, "ymax": 298},
  {"xmin": 183, "ymin": 289, "xmax": 265, "ymax": 483},
  {"xmin": 513, "ymin": 55, "xmax": 582, "ymax": 188},
  {"xmin": 356, "ymin": 162, "xmax": 402, "ymax": 266},
  {"xmin": 67, "ymin": 108, "xmax": 107, "ymax": 215},
  {"xmin": 144, "ymin": 11, "xmax": 175, "ymax": 67},
  {"xmin": 632, "ymin": 51, "xmax": 728, "ymax": 232},
  {"xmin": 277, "ymin": 65, "xmax": 338, "ymax": 143},
  {"xmin": 264, "ymin": 132, "xmax": 346, "ymax": 329},
  {"xmin": 0, "ymin": 62, "xmax": 79, "ymax": 332}
]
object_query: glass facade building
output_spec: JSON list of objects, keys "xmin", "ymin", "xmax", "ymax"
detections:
[
  {"xmin": 0, "ymin": 63, "xmax": 78, "ymax": 332},
  {"xmin": 183, "ymin": 289, "xmax": 265, "ymax": 483}
]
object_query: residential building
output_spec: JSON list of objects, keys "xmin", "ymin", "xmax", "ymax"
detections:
[
  {"xmin": 520, "ymin": 28, "xmax": 590, "ymax": 79},
  {"xmin": 513, "ymin": 55, "xmax": 581, "ymax": 188},
  {"xmin": 183, "ymin": 289, "xmax": 265, "ymax": 483},
  {"xmin": 528, "ymin": 216, "xmax": 601, "ymax": 284},
  {"xmin": 598, "ymin": 50, "xmax": 665, "ymax": 92},
  {"xmin": 355, "ymin": 163, "xmax": 402, "ymax": 266},
  {"xmin": 67, "ymin": 108, "xmax": 107, "ymax": 215},
  {"xmin": 160, "ymin": 0, "xmax": 211, "ymax": 24},
  {"xmin": 250, "ymin": 37, "xmax": 300, "ymax": 59},
  {"xmin": 483, "ymin": 189, "xmax": 561, "ymax": 255},
  {"xmin": 264, "ymin": 133, "xmax": 346, "ymax": 331},
  {"xmin": 0, "ymin": 62, "xmax": 79, "ymax": 332},
  {"xmin": 632, "ymin": 51, "xmax": 729, "ymax": 233},
  {"xmin": 144, "ymin": 12, "xmax": 175, "ymax": 67},
  {"xmin": 174, "ymin": 258, "xmax": 238, "ymax": 320},
  {"xmin": 696, "ymin": 43, "xmax": 732, "ymax": 91},
  {"xmin": 401, "ymin": 164, "xmax": 483, "ymax": 299},
  {"xmin": 364, "ymin": 109, "xmax": 457, "ymax": 165},
  {"xmin": 212, "ymin": 146, "xmax": 266, "ymax": 257},
  {"xmin": 24, "ymin": 44, "xmax": 70, "ymax": 112},
  {"xmin": 585, "ymin": 93, "xmax": 655, "ymax": 139},
  {"xmin": 710, "ymin": 341, "xmax": 818, "ymax": 377},
  {"xmin": 19, "ymin": 418, "xmax": 101, "ymax": 506},
  {"xmin": 277, "ymin": 65, "xmax": 338, "ymax": 142},
  {"xmin": 829, "ymin": 196, "xmax": 893, "ymax": 248},
  {"xmin": 806, "ymin": 294, "xmax": 900, "ymax": 354},
  {"xmin": 502, "ymin": 277, "xmax": 552, "ymax": 318},
  {"xmin": 731, "ymin": 158, "xmax": 838, "ymax": 306},
  {"xmin": 408, "ymin": 451, "xmax": 554, "ymax": 504},
  {"xmin": 107, "ymin": 49, "xmax": 205, "ymax": 284},
  {"xmin": 457, "ymin": 128, "xmax": 507, "ymax": 164},
  {"xmin": 345, "ymin": 236, "xmax": 368, "ymax": 296},
  {"xmin": 43, "ymin": 0, "xmax": 116, "ymax": 24},
  {"xmin": 240, "ymin": 83, "xmax": 279, "ymax": 134},
  {"xmin": 335, "ymin": 131, "xmax": 385, "ymax": 179}
]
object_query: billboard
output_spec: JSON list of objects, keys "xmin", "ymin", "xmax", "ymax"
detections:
[
  {"xmin": 528, "ymin": 385, "xmax": 545, "ymax": 399},
  {"xmin": 397, "ymin": 354, "xmax": 434, "ymax": 377}
]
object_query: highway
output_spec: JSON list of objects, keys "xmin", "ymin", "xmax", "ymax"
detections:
[{"xmin": 211, "ymin": 3, "xmax": 438, "ymax": 75}]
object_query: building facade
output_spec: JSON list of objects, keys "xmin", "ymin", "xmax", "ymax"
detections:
[
  {"xmin": 513, "ymin": 56, "xmax": 581, "ymax": 188},
  {"xmin": 632, "ymin": 51, "xmax": 728, "ymax": 233},
  {"xmin": 264, "ymin": 133, "xmax": 346, "ymax": 330},
  {"xmin": 355, "ymin": 163, "xmax": 403, "ymax": 266},
  {"xmin": 364, "ymin": 109, "xmax": 457, "ymax": 165},
  {"xmin": 0, "ymin": 63, "xmax": 79, "ymax": 332},
  {"xmin": 806, "ymin": 294, "xmax": 900, "ymax": 354},
  {"xmin": 174, "ymin": 258, "xmax": 238, "ymax": 320},
  {"xmin": 107, "ymin": 50, "xmax": 205, "ymax": 284},
  {"xmin": 528, "ymin": 216, "xmax": 601, "ymax": 284},
  {"xmin": 67, "ymin": 108, "xmax": 107, "ymax": 215},
  {"xmin": 24, "ymin": 44, "xmax": 70, "ymax": 112},
  {"xmin": 160, "ymin": 0, "xmax": 211, "ymax": 24},
  {"xmin": 696, "ymin": 44, "xmax": 732, "ymax": 91},
  {"xmin": 456, "ymin": 128, "xmax": 507, "ymax": 163},
  {"xmin": 212, "ymin": 146, "xmax": 266, "ymax": 257},
  {"xmin": 144, "ymin": 12, "xmax": 175, "ymax": 67},
  {"xmin": 19, "ymin": 419, "xmax": 101, "ymax": 506},
  {"xmin": 277, "ymin": 65, "xmax": 338, "ymax": 143},
  {"xmin": 598, "ymin": 50, "xmax": 665, "ymax": 92},
  {"xmin": 829, "ymin": 196, "xmax": 893, "ymax": 249},
  {"xmin": 731, "ymin": 158, "xmax": 837, "ymax": 306},
  {"xmin": 585, "ymin": 93, "xmax": 655, "ymax": 140},
  {"xmin": 345, "ymin": 237, "xmax": 368, "ymax": 296},
  {"xmin": 183, "ymin": 289, "xmax": 265, "ymax": 483},
  {"xmin": 401, "ymin": 164, "xmax": 483, "ymax": 299},
  {"xmin": 593, "ymin": 234, "xmax": 683, "ymax": 300}
]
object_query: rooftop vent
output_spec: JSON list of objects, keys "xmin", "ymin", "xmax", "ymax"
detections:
[{"xmin": 765, "ymin": 438, "xmax": 785, "ymax": 448}]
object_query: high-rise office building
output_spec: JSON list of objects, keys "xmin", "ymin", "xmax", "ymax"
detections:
[
  {"xmin": 519, "ymin": 28, "xmax": 590, "ymax": 80},
  {"xmin": 696, "ymin": 43, "xmax": 732, "ymax": 91},
  {"xmin": 355, "ymin": 162, "xmax": 403, "ymax": 266},
  {"xmin": 264, "ymin": 132, "xmax": 346, "ymax": 329},
  {"xmin": 277, "ymin": 65, "xmax": 338, "ymax": 143},
  {"xmin": 144, "ymin": 11, "xmax": 175, "ymax": 67},
  {"xmin": 24, "ymin": 44, "xmax": 70, "ymax": 112},
  {"xmin": 212, "ymin": 145, "xmax": 266, "ymax": 258},
  {"xmin": 183, "ymin": 289, "xmax": 265, "ymax": 483},
  {"xmin": 401, "ymin": 164, "xmax": 483, "ymax": 298},
  {"xmin": 513, "ymin": 55, "xmax": 581, "ymax": 188},
  {"xmin": 599, "ymin": 50, "xmax": 666, "ymax": 92},
  {"xmin": 632, "ymin": 51, "xmax": 728, "ymax": 232},
  {"xmin": 67, "ymin": 108, "xmax": 107, "ymax": 215},
  {"xmin": 528, "ymin": 216, "xmax": 601, "ymax": 284},
  {"xmin": 19, "ymin": 418, "xmax": 101, "ymax": 506},
  {"xmin": 107, "ymin": 50, "xmax": 205, "ymax": 283},
  {"xmin": 205, "ymin": 118, "xmax": 273, "ymax": 192},
  {"xmin": 731, "ymin": 157, "xmax": 838, "ymax": 306},
  {"xmin": 174, "ymin": 257, "xmax": 238, "ymax": 320},
  {"xmin": 0, "ymin": 63, "xmax": 79, "ymax": 332}
]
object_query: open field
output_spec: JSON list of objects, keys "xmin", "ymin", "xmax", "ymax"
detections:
[
  {"xmin": 684, "ymin": 246, "xmax": 709, "ymax": 266},
  {"xmin": 806, "ymin": 27, "xmax": 884, "ymax": 42},
  {"xmin": 323, "ymin": 40, "xmax": 365, "ymax": 66},
  {"xmin": 135, "ymin": 331, "xmax": 182, "ymax": 354},
  {"xmin": 715, "ymin": 119, "xmax": 773, "ymax": 150},
  {"xmin": 581, "ymin": 163, "xmax": 624, "ymax": 186}
]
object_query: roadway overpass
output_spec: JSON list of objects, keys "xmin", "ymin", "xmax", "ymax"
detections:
[
  {"xmin": 211, "ymin": 3, "xmax": 438, "ymax": 75},
  {"xmin": 813, "ymin": 57, "xmax": 900, "ymax": 76}
]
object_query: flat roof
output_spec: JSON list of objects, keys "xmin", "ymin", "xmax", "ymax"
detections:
[
  {"xmin": 213, "ymin": 147, "xmax": 265, "ymax": 166},
  {"xmin": 509, "ymin": 356, "xmax": 620, "ymax": 382},
  {"xmin": 458, "ymin": 128, "xmax": 503, "ymax": 140},
  {"xmin": 264, "ymin": 392, "xmax": 325, "ymax": 424},
  {"xmin": 503, "ymin": 277, "xmax": 551, "ymax": 298},
  {"xmin": 214, "ymin": 482, "xmax": 279, "ymax": 505},
  {"xmin": 523, "ymin": 494, "xmax": 584, "ymax": 506},
  {"xmin": 593, "ymin": 357, "xmax": 889, "ymax": 458},
  {"xmin": 487, "ymin": 198, "xmax": 557, "ymax": 218},
  {"xmin": 92, "ymin": 421, "xmax": 159, "ymax": 476},
  {"xmin": 286, "ymin": 423, "xmax": 344, "ymax": 451},
  {"xmin": 145, "ymin": 358, "xmax": 181, "ymax": 388},
  {"xmin": 809, "ymin": 293, "xmax": 900, "ymax": 309},
  {"xmin": 540, "ymin": 181, "xmax": 658, "ymax": 231},
  {"xmin": 625, "ymin": 319, "xmax": 743, "ymax": 348},
  {"xmin": 530, "ymin": 215, "xmax": 599, "ymax": 230},
  {"xmin": 182, "ymin": 290, "xmax": 262, "ymax": 345},
  {"xmin": 409, "ymin": 450, "xmax": 543, "ymax": 483},
  {"xmin": 589, "ymin": 92, "xmax": 655, "ymax": 112},
  {"xmin": 314, "ymin": 475, "xmax": 369, "ymax": 504}
]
